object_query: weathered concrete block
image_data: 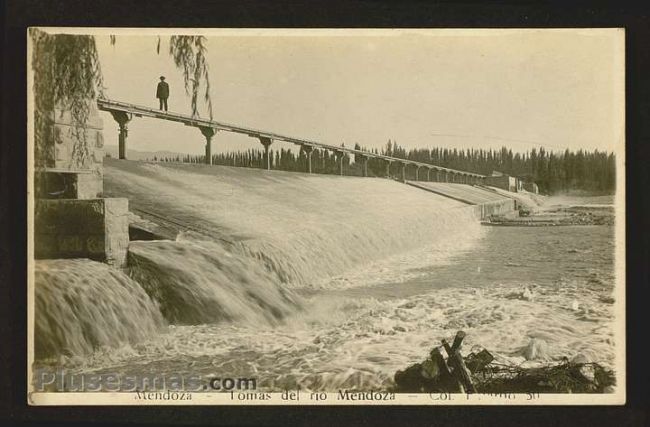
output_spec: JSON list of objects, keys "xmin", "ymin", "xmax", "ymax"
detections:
[
  {"xmin": 35, "ymin": 198, "xmax": 129, "ymax": 267},
  {"xmin": 75, "ymin": 170, "xmax": 104, "ymax": 199},
  {"xmin": 34, "ymin": 170, "xmax": 103, "ymax": 200}
]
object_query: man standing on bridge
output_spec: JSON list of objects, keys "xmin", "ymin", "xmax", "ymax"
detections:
[{"xmin": 156, "ymin": 76, "xmax": 169, "ymax": 111}]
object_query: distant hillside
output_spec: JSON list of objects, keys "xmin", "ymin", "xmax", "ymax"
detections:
[{"xmin": 104, "ymin": 145, "xmax": 190, "ymax": 161}]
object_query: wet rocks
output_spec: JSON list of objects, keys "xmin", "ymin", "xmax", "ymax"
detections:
[{"xmin": 392, "ymin": 331, "xmax": 616, "ymax": 394}]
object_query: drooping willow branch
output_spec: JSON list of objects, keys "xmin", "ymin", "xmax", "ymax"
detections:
[
  {"xmin": 169, "ymin": 35, "xmax": 214, "ymax": 119},
  {"xmin": 31, "ymin": 29, "xmax": 104, "ymax": 168},
  {"xmin": 31, "ymin": 31, "xmax": 214, "ymax": 169}
]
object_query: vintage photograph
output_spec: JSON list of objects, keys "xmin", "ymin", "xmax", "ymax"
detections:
[{"xmin": 27, "ymin": 28, "xmax": 625, "ymax": 405}]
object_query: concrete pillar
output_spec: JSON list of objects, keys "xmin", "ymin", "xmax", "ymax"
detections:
[
  {"xmin": 35, "ymin": 198, "xmax": 130, "ymax": 267},
  {"xmin": 199, "ymin": 127, "xmax": 216, "ymax": 165},
  {"xmin": 109, "ymin": 111, "xmax": 132, "ymax": 160},
  {"xmin": 303, "ymin": 145, "xmax": 313, "ymax": 173},
  {"xmin": 414, "ymin": 166, "xmax": 420, "ymax": 181},
  {"xmin": 259, "ymin": 137, "xmax": 273, "ymax": 170},
  {"xmin": 332, "ymin": 151, "xmax": 344, "ymax": 175}
]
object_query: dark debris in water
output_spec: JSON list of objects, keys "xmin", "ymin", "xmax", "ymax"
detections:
[{"xmin": 392, "ymin": 331, "xmax": 616, "ymax": 394}]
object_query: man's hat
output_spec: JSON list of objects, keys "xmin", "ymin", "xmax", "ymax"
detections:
[{"xmin": 160, "ymin": 76, "xmax": 166, "ymax": 80}]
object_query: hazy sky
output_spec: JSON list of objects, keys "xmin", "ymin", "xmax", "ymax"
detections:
[{"xmin": 87, "ymin": 29, "xmax": 623, "ymax": 156}]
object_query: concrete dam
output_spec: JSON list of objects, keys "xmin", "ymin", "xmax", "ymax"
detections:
[{"xmin": 34, "ymin": 158, "xmax": 516, "ymax": 360}]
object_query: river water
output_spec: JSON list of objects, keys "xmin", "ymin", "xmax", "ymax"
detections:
[{"xmin": 33, "ymin": 162, "xmax": 617, "ymax": 392}]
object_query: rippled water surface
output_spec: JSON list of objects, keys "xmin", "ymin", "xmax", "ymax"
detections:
[{"xmin": 35, "ymin": 225, "xmax": 615, "ymax": 391}]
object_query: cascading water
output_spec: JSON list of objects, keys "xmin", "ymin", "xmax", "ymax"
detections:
[
  {"xmin": 104, "ymin": 160, "xmax": 482, "ymax": 291},
  {"xmin": 34, "ymin": 259, "xmax": 166, "ymax": 360},
  {"xmin": 126, "ymin": 236, "xmax": 303, "ymax": 326},
  {"xmin": 33, "ymin": 162, "xmax": 616, "ymax": 392},
  {"xmin": 34, "ymin": 160, "xmax": 484, "ymax": 362}
]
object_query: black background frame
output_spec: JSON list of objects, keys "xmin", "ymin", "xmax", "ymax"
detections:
[{"xmin": 1, "ymin": 1, "xmax": 649, "ymax": 426}]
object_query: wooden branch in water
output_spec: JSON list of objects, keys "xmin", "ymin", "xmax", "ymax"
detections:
[{"xmin": 442, "ymin": 331, "xmax": 476, "ymax": 393}]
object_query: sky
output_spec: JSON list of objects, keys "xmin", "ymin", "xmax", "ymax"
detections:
[{"xmin": 84, "ymin": 29, "xmax": 623, "ymax": 157}]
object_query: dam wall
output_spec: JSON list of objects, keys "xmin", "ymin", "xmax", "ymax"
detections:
[
  {"xmin": 103, "ymin": 160, "xmax": 486, "ymax": 288},
  {"xmin": 471, "ymin": 198, "xmax": 517, "ymax": 219},
  {"xmin": 405, "ymin": 181, "xmax": 516, "ymax": 219},
  {"xmin": 35, "ymin": 160, "xmax": 510, "ymax": 359}
]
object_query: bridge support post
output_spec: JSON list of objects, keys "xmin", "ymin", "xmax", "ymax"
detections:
[
  {"xmin": 427, "ymin": 168, "xmax": 431, "ymax": 181},
  {"xmin": 110, "ymin": 111, "xmax": 132, "ymax": 160},
  {"xmin": 259, "ymin": 137, "xmax": 273, "ymax": 170},
  {"xmin": 361, "ymin": 156, "xmax": 369, "ymax": 177},
  {"xmin": 199, "ymin": 126, "xmax": 216, "ymax": 165},
  {"xmin": 400, "ymin": 163, "xmax": 406, "ymax": 183},
  {"xmin": 303, "ymin": 145, "xmax": 313, "ymax": 173},
  {"xmin": 385, "ymin": 161, "xmax": 391, "ymax": 178}
]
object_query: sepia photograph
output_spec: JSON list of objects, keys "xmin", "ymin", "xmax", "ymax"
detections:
[{"xmin": 27, "ymin": 28, "xmax": 625, "ymax": 405}]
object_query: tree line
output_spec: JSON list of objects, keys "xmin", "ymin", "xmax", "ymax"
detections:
[{"xmin": 146, "ymin": 139, "xmax": 616, "ymax": 194}]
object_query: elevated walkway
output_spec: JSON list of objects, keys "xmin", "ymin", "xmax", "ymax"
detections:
[{"xmin": 97, "ymin": 98, "xmax": 485, "ymax": 181}]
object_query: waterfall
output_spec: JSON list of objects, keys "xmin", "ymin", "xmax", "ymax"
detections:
[
  {"xmin": 34, "ymin": 160, "xmax": 484, "ymax": 360},
  {"xmin": 34, "ymin": 259, "xmax": 165, "ymax": 360}
]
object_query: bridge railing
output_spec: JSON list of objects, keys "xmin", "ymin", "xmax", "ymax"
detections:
[{"xmin": 97, "ymin": 97, "xmax": 485, "ymax": 183}]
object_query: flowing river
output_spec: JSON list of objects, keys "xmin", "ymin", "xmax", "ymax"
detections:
[{"xmin": 33, "ymin": 161, "xmax": 617, "ymax": 392}]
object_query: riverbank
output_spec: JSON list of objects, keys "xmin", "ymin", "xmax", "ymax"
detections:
[{"xmin": 483, "ymin": 194, "xmax": 615, "ymax": 227}]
